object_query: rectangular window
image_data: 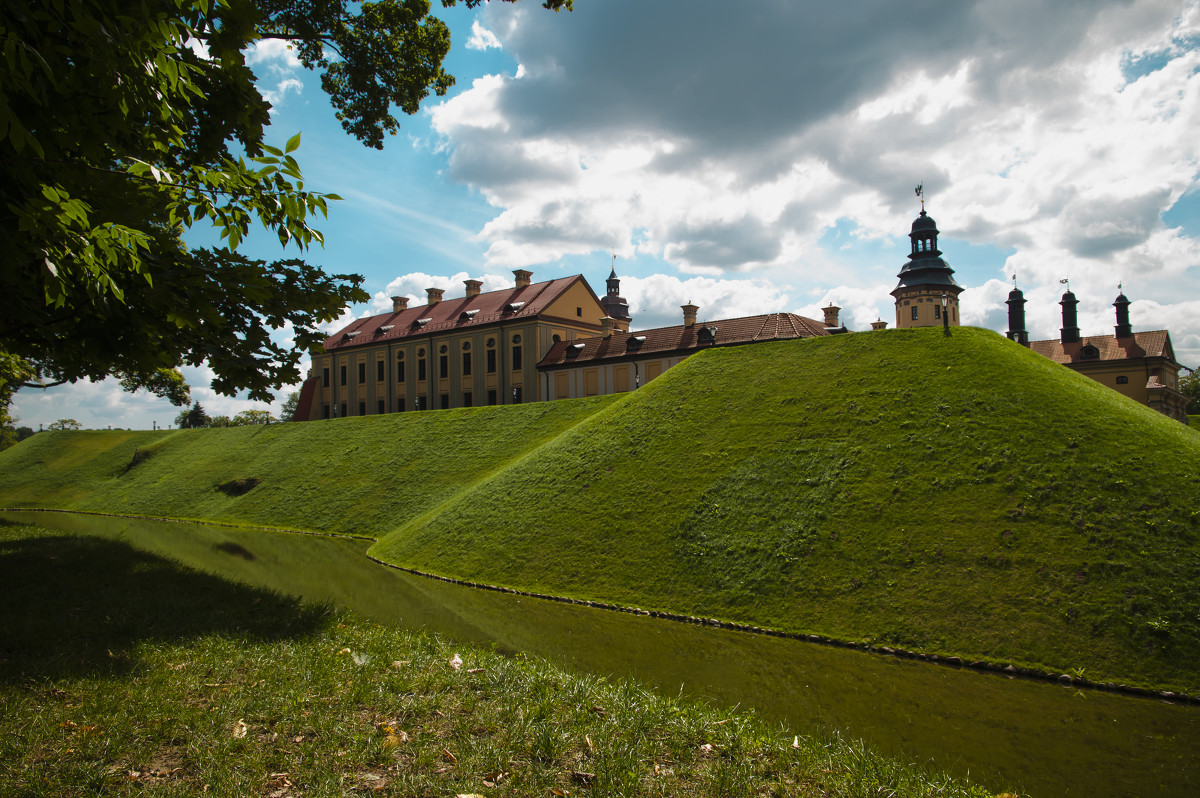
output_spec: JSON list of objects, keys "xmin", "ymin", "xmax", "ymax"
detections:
[
  {"xmin": 911, "ymin": 306, "xmax": 919, "ymax": 321},
  {"xmin": 377, "ymin": 399, "xmax": 385, "ymax": 414},
  {"xmin": 555, "ymin": 371, "xmax": 569, "ymax": 399},
  {"xmin": 397, "ymin": 359, "xmax": 405, "ymax": 383},
  {"xmin": 340, "ymin": 365, "xmax": 347, "ymax": 385},
  {"xmin": 934, "ymin": 305, "xmax": 941, "ymax": 320},
  {"xmin": 358, "ymin": 362, "xmax": 366, "ymax": 383},
  {"xmin": 486, "ymin": 349, "xmax": 497, "ymax": 373},
  {"xmin": 322, "ymin": 404, "xmax": 330, "ymax": 419},
  {"xmin": 339, "ymin": 402, "xmax": 347, "ymax": 417},
  {"xmin": 322, "ymin": 367, "xmax": 330, "ymax": 387},
  {"xmin": 377, "ymin": 361, "xmax": 384, "ymax": 381},
  {"xmin": 487, "ymin": 389, "xmax": 497, "ymax": 406},
  {"xmin": 512, "ymin": 345, "xmax": 523, "ymax": 371},
  {"xmin": 358, "ymin": 401, "xmax": 366, "ymax": 416},
  {"xmin": 462, "ymin": 352, "xmax": 472, "ymax": 376},
  {"xmin": 584, "ymin": 369, "xmax": 599, "ymax": 397},
  {"xmin": 439, "ymin": 355, "xmax": 448, "ymax": 379},
  {"xmin": 418, "ymin": 358, "xmax": 426, "ymax": 381},
  {"xmin": 512, "ymin": 386, "xmax": 523, "ymax": 404},
  {"xmin": 440, "ymin": 393, "xmax": 449, "ymax": 409},
  {"xmin": 463, "ymin": 391, "xmax": 472, "ymax": 407},
  {"xmin": 576, "ymin": 307, "xmax": 582, "ymax": 316},
  {"xmin": 397, "ymin": 398, "xmax": 405, "ymax": 412}
]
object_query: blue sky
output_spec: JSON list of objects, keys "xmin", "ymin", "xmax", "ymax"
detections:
[{"xmin": 14, "ymin": 0, "xmax": 1200, "ymax": 429}]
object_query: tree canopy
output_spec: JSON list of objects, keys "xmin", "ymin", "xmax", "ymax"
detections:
[{"xmin": 0, "ymin": 0, "xmax": 569, "ymax": 421}]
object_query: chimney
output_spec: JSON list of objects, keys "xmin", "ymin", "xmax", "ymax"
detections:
[
  {"xmin": 391, "ymin": 296, "xmax": 409, "ymax": 313},
  {"xmin": 1006, "ymin": 287, "xmax": 1029, "ymax": 345},
  {"xmin": 1060, "ymin": 290, "xmax": 1080, "ymax": 344},
  {"xmin": 464, "ymin": 279, "xmax": 483, "ymax": 299},
  {"xmin": 822, "ymin": 304, "xmax": 841, "ymax": 328},
  {"xmin": 1113, "ymin": 292, "xmax": 1132, "ymax": 338},
  {"xmin": 681, "ymin": 301, "xmax": 699, "ymax": 327},
  {"xmin": 871, "ymin": 318, "xmax": 888, "ymax": 331},
  {"xmin": 601, "ymin": 317, "xmax": 613, "ymax": 337},
  {"xmin": 513, "ymin": 269, "xmax": 532, "ymax": 289},
  {"xmin": 426, "ymin": 287, "xmax": 444, "ymax": 306}
]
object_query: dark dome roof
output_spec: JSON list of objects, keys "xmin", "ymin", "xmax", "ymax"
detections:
[
  {"xmin": 1008, "ymin": 287, "xmax": 1024, "ymax": 301},
  {"xmin": 911, "ymin": 210, "xmax": 937, "ymax": 232},
  {"xmin": 1114, "ymin": 292, "xmax": 1129, "ymax": 304}
]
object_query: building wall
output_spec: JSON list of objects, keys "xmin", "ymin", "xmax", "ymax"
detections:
[
  {"xmin": 306, "ymin": 317, "xmax": 601, "ymax": 419},
  {"xmin": 894, "ymin": 288, "xmax": 960, "ymax": 329},
  {"xmin": 1066, "ymin": 358, "xmax": 1189, "ymax": 423},
  {"xmin": 541, "ymin": 355, "xmax": 688, "ymax": 400}
]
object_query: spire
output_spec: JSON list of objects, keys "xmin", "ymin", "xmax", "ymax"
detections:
[
  {"xmin": 1006, "ymin": 278, "xmax": 1028, "ymax": 345},
  {"xmin": 1113, "ymin": 286, "xmax": 1132, "ymax": 338},
  {"xmin": 1059, "ymin": 283, "xmax": 1080, "ymax": 344},
  {"xmin": 599, "ymin": 257, "xmax": 632, "ymax": 327}
]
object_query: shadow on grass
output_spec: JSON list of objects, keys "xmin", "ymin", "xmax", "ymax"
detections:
[{"xmin": 0, "ymin": 523, "xmax": 331, "ymax": 682}]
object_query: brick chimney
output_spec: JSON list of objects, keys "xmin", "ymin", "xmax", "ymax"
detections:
[
  {"xmin": 871, "ymin": 318, "xmax": 888, "ymax": 331},
  {"xmin": 391, "ymin": 296, "xmax": 409, "ymax": 313},
  {"xmin": 513, "ymin": 269, "xmax": 532, "ymax": 289},
  {"xmin": 681, "ymin": 301, "xmax": 699, "ymax": 327},
  {"xmin": 426, "ymin": 287, "xmax": 444, "ymax": 306},
  {"xmin": 601, "ymin": 317, "xmax": 613, "ymax": 337},
  {"xmin": 822, "ymin": 304, "xmax": 841, "ymax": 328}
]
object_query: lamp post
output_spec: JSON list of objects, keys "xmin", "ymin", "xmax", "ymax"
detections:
[{"xmin": 941, "ymin": 293, "xmax": 950, "ymax": 334}]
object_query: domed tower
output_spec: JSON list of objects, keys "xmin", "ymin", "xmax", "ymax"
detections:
[
  {"xmin": 599, "ymin": 263, "xmax": 632, "ymax": 332},
  {"xmin": 890, "ymin": 207, "xmax": 963, "ymax": 328}
]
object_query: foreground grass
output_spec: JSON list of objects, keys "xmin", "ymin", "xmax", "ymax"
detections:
[{"xmin": 0, "ymin": 522, "xmax": 1004, "ymax": 798}]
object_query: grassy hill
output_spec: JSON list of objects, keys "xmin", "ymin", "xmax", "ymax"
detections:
[
  {"xmin": 3, "ymin": 326, "xmax": 1199, "ymax": 692},
  {"xmin": 0, "ymin": 397, "xmax": 617, "ymax": 535}
]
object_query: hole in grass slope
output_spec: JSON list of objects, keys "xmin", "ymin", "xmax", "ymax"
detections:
[
  {"xmin": 217, "ymin": 478, "xmax": 260, "ymax": 496},
  {"xmin": 0, "ymin": 522, "xmax": 328, "ymax": 682}
]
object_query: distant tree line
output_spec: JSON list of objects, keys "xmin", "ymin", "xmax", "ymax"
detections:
[{"xmin": 175, "ymin": 392, "xmax": 297, "ymax": 428}]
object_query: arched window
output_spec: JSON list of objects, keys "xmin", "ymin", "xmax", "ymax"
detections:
[{"xmin": 1116, "ymin": 376, "xmax": 1129, "ymax": 385}]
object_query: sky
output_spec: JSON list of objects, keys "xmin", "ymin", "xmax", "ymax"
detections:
[{"xmin": 14, "ymin": 0, "xmax": 1200, "ymax": 430}]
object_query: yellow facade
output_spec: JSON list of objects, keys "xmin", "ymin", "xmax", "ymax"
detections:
[
  {"xmin": 893, "ymin": 288, "xmax": 961, "ymax": 329},
  {"xmin": 302, "ymin": 273, "xmax": 605, "ymax": 419}
]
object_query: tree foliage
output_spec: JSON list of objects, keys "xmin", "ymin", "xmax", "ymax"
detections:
[
  {"xmin": 176, "ymin": 401, "xmax": 211, "ymax": 429},
  {"xmin": 1180, "ymin": 369, "xmax": 1199, "ymax": 415},
  {"xmin": 279, "ymin": 390, "xmax": 299, "ymax": 422},
  {"xmin": 47, "ymin": 419, "xmax": 82, "ymax": 431},
  {"xmin": 1, "ymin": 0, "xmax": 569, "ymax": 414}
]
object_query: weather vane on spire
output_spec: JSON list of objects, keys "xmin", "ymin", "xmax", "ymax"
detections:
[{"xmin": 915, "ymin": 183, "xmax": 925, "ymax": 211}]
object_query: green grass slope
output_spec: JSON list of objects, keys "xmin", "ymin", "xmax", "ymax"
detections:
[
  {"xmin": 0, "ymin": 397, "xmax": 617, "ymax": 536},
  {"xmin": 372, "ymin": 327, "xmax": 1200, "ymax": 692}
]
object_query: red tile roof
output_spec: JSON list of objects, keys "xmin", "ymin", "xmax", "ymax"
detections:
[
  {"xmin": 537, "ymin": 312, "xmax": 829, "ymax": 369},
  {"xmin": 1028, "ymin": 331, "xmax": 1175, "ymax": 365},
  {"xmin": 322, "ymin": 276, "xmax": 598, "ymax": 351}
]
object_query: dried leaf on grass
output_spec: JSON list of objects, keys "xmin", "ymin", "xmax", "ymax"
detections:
[
  {"xmin": 232, "ymin": 719, "xmax": 248, "ymax": 739},
  {"xmin": 449, "ymin": 653, "xmax": 463, "ymax": 671}
]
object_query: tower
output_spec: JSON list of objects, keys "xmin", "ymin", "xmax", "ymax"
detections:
[
  {"xmin": 1006, "ymin": 283, "xmax": 1028, "ymax": 345},
  {"xmin": 890, "ymin": 198, "xmax": 963, "ymax": 329},
  {"xmin": 599, "ymin": 260, "xmax": 633, "ymax": 332}
]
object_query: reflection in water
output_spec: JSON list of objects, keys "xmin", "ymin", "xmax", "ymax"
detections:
[{"xmin": 6, "ymin": 510, "xmax": 1197, "ymax": 798}]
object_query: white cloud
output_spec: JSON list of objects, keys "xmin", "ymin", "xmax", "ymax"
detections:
[
  {"xmin": 466, "ymin": 20, "xmax": 502, "ymax": 51},
  {"xmin": 245, "ymin": 39, "xmax": 305, "ymax": 109}
]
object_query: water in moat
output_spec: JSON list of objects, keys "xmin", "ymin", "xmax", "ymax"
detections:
[{"xmin": 4, "ymin": 510, "xmax": 1196, "ymax": 798}]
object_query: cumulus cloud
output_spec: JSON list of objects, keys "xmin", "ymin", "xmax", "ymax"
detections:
[
  {"xmin": 245, "ymin": 39, "xmax": 305, "ymax": 109},
  {"xmin": 425, "ymin": 0, "xmax": 1200, "ymax": 365},
  {"xmin": 466, "ymin": 20, "xmax": 502, "ymax": 51}
]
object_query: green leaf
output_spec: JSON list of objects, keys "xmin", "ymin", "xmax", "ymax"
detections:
[{"xmin": 285, "ymin": 132, "xmax": 302, "ymax": 153}]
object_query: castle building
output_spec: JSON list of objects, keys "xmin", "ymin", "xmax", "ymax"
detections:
[
  {"xmin": 1009, "ymin": 287, "xmax": 1189, "ymax": 423},
  {"xmin": 891, "ymin": 209, "xmax": 963, "ymax": 328},
  {"xmin": 295, "ymin": 270, "xmax": 607, "ymax": 420},
  {"xmin": 536, "ymin": 305, "xmax": 831, "ymax": 400}
]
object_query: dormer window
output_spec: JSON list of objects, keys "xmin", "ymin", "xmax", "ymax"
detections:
[
  {"xmin": 698, "ymin": 326, "xmax": 718, "ymax": 344},
  {"xmin": 459, "ymin": 308, "xmax": 479, "ymax": 322},
  {"xmin": 505, "ymin": 301, "xmax": 525, "ymax": 313},
  {"xmin": 375, "ymin": 324, "xmax": 394, "ymax": 335},
  {"xmin": 412, "ymin": 317, "xmax": 431, "ymax": 328},
  {"xmin": 626, "ymin": 335, "xmax": 646, "ymax": 351},
  {"xmin": 342, "ymin": 330, "xmax": 360, "ymax": 341},
  {"xmin": 1080, "ymin": 344, "xmax": 1100, "ymax": 360},
  {"xmin": 566, "ymin": 343, "xmax": 585, "ymax": 357}
]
